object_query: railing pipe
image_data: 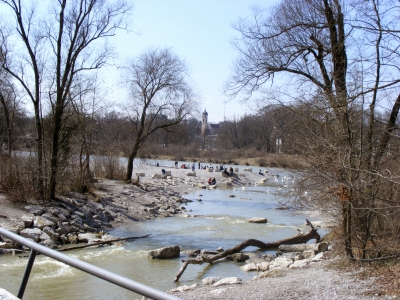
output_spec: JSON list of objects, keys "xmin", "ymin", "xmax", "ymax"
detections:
[
  {"xmin": 17, "ymin": 249, "xmax": 37, "ymax": 299},
  {"xmin": 0, "ymin": 228, "xmax": 180, "ymax": 300}
]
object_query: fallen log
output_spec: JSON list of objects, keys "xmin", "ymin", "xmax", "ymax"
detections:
[
  {"xmin": 279, "ymin": 242, "xmax": 328, "ymax": 253},
  {"xmin": 57, "ymin": 234, "xmax": 151, "ymax": 252},
  {"xmin": 174, "ymin": 219, "xmax": 319, "ymax": 282}
]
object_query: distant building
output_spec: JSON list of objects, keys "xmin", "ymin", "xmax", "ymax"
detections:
[
  {"xmin": 201, "ymin": 109, "xmax": 208, "ymax": 137},
  {"xmin": 200, "ymin": 108, "xmax": 223, "ymax": 137}
]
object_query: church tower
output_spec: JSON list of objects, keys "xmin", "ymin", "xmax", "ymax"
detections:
[{"xmin": 201, "ymin": 109, "xmax": 208, "ymax": 137}]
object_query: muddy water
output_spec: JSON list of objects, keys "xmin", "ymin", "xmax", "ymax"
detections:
[{"xmin": 0, "ymin": 170, "xmax": 326, "ymax": 299}]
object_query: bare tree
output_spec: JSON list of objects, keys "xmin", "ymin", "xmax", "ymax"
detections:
[
  {"xmin": 226, "ymin": 0, "xmax": 400, "ymax": 259},
  {"xmin": 122, "ymin": 48, "xmax": 198, "ymax": 181},
  {"xmin": 0, "ymin": 0, "xmax": 131, "ymax": 199},
  {"xmin": 0, "ymin": 69, "xmax": 18, "ymax": 156}
]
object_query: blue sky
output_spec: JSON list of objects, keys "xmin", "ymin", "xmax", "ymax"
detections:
[{"xmin": 106, "ymin": 0, "xmax": 279, "ymax": 123}]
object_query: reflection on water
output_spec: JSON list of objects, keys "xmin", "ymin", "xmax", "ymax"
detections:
[{"xmin": 0, "ymin": 169, "xmax": 326, "ymax": 299}]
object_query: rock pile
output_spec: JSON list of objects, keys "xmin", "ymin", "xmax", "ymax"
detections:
[{"xmin": 0, "ymin": 181, "xmax": 192, "ymax": 254}]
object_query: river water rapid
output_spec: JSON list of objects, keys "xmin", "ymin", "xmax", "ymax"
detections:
[{"xmin": 0, "ymin": 167, "xmax": 326, "ymax": 299}]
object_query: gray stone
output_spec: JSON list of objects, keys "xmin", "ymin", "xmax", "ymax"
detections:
[
  {"xmin": 247, "ymin": 217, "xmax": 267, "ymax": 223},
  {"xmin": 230, "ymin": 253, "xmax": 249, "ymax": 262},
  {"xmin": 21, "ymin": 215, "xmax": 33, "ymax": 228},
  {"xmin": 311, "ymin": 252, "xmax": 325, "ymax": 262},
  {"xmin": 39, "ymin": 231, "xmax": 51, "ymax": 242},
  {"xmin": 86, "ymin": 201, "xmax": 105, "ymax": 211},
  {"xmin": 39, "ymin": 239, "xmax": 59, "ymax": 249},
  {"xmin": 202, "ymin": 277, "xmax": 221, "ymax": 285},
  {"xmin": 303, "ymin": 250, "xmax": 316, "ymax": 259},
  {"xmin": 33, "ymin": 216, "xmax": 55, "ymax": 230},
  {"xmin": 170, "ymin": 284, "xmax": 198, "ymax": 293},
  {"xmin": 69, "ymin": 218, "xmax": 84, "ymax": 230},
  {"xmin": 104, "ymin": 209, "xmax": 117, "ymax": 220},
  {"xmin": 48, "ymin": 207, "xmax": 71, "ymax": 219},
  {"xmin": 93, "ymin": 210, "xmax": 109, "ymax": 223},
  {"xmin": 82, "ymin": 206, "xmax": 96, "ymax": 217},
  {"xmin": 289, "ymin": 259, "xmax": 310, "ymax": 269},
  {"xmin": 41, "ymin": 213, "xmax": 58, "ymax": 224},
  {"xmin": 83, "ymin": 223, "xmax": 97, "ymax": 232},
  {"xmin": 240, "ymin": 263, "xmax": 258, "ymax": 272},
  {"xmin": 148, "ymin": 246, "xmax": 180, "ymax": 259},
  {"xmin": 71, "ymin": 210, "xmax": 86, "ymax": 219},
  {"xmin": 20, "ymin": 228, "xmax": 42, "ymax": 242},
  {"xmin": 71, "ymin": 198, "xmax": 86, "ymax": 207},
  {"xmin": 212, "ymin": 277, "xmax": 242, "ymax": 287},
  {"xmin": 273, "ymin": 256, "xmax": 293, "ymax": 268},
  {"xmin": 24, "ymin": 205, "xmax": 44, "ymax": 216},
  {"xmin": 43, "ymin": 226, "xmax": 60, "ymax": 241}
]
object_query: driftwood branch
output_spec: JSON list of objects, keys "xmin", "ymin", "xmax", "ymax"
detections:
[
  {"xmin": 174, "ymin": 219, "xmax": 319, "ymax": 282},
  {"xmin": 58, "ymin": 234, "xmax": 151, "ymax": 252}
]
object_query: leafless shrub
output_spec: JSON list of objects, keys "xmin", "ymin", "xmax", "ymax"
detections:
[
  {"xmin": 93, "ymin": 155, "xmax": 125, "ymax": 180},
  {"xmin": 0, "ymin": 154, "xmax": 39, "ymax": 203}
]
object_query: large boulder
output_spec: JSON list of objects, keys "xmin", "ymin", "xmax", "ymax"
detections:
[
  {"xmin": 43, "ymin": 226, "xmax": 60, "ymax": 241},
  {"xmin": 34, "ymin": 216, "xmax": 55, "ymax": 229},
  {"xmin": 273, "ymin": 256, "xmax": 293, "ymax": 269},
  {"xmin": 20, "ymin": 228, "xmax": 42, "ymax": 242},
  {"xmin": 148, "ymin": 246, "xmax": 180, "ymax": 259},
  {"xmin": 186, "ymin": 171, "xmax": 196, "ymax": 177},
  {"xmin": 21, "ymin": 215, "xmax": 34, "ymax": 229},
  {"xmin": 24, "ymin": 205, "xmax": 44, "ymax": 216},
  {"xmin": 247, "ymin": 217, "xmax": 267, "ymax": 224}
]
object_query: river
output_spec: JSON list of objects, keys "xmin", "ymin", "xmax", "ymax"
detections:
[{"xmin": 0, "ymin": 165, "xmax": 327, "ymax": 299}]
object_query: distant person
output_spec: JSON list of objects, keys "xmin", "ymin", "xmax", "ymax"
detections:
[
  {"xmin": 259, "ymin": 169, "xmax": 264, "ymax": 175},
  {"xmin": 161, "ymin": 169, "xmax": 166, "ymax": 175},
  {"xmin": 223, "ymin": 168, "xmax": 229, "ymax": 176},
  {"xmin": 192, "ymin": 162, "xmax": 195, "ymax": 171},
  {"xmin": 198, "ymin": 161, "xmax": 200, "ymax": 169},
  {"xmin": 175, "ymin": 161, "xmax": 178, "ymax": 168},
  {"xmin": 211, "ymin": 177, "xmax": 216, "ymax": 185},
  {"xmin": 229, "ymin": 167, "xmax": 234, "ymax": 177},
  {"xmin": 156, "ymin": 162, "xmax": 159, "ymax": 167},
  {"xmin": 208, "ymin": 177, "xmax": 212, "ymax": 185}
]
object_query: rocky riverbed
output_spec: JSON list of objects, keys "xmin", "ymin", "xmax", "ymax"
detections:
[
  {"xmin": 0, "ymin": 163, "xmax": 266, "ymax": 253},
  {"xmin": 0, "ymin": 163, "xmax": 396, "ymax": 299}
]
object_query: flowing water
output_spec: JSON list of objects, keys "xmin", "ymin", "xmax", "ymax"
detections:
[{"xmin": 0, "ymin": 167, "xmax": 327, "ymax": 299}]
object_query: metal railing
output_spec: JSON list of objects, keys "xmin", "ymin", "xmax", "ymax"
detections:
[{"xmin": 0, "ymin": 227, "xmax": 181, "ymax": 300}]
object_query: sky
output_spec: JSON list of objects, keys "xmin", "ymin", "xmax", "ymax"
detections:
[{"xmin": 105, "ymin": 0, "xmax": 279, "ymax": 123}]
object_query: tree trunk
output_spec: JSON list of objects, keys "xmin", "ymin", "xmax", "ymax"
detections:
[
  {"xmin": 125, "ymin": 139, "xmax": 141, "ymax": 181},
  {"xmin": 34, "ymin": 103, "xmax": 45, "ymax": 199},
  {"xmin": 174, "ymin": 219, "xmax": 319, "ymax": 281},
  {"xmin": 48, "ymin": 103, "xmax": 64, "ymax": 200}
]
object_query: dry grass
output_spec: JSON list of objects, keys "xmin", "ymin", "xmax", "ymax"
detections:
[{"xmin": 0, "ymin": 154, "xmax": 39, "ymax": 203}]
